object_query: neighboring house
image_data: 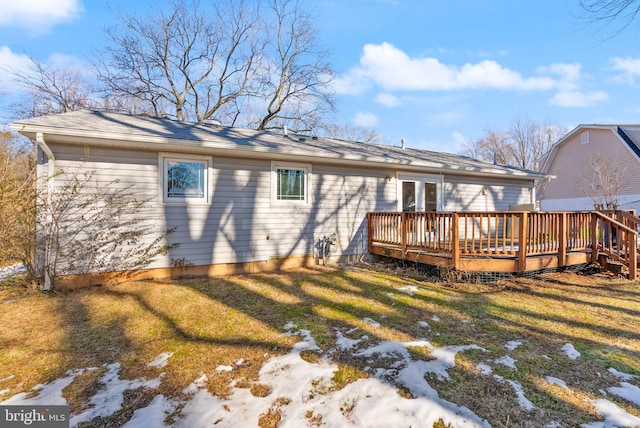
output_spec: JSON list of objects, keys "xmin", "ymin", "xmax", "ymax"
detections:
[
  {"xmin": 12, "ymin": 110, "xmax": 544, "ymax": 282},
  {"xmin": 540, "ymin": 125, "xmax": 640, "ymax": 213}
]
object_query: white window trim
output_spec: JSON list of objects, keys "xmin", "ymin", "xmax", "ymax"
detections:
[
  {"xmin": 159, "ymin": 153, "xmax": 212, "ymax": 205},
  {"xmin": 396, "ymin": 172, "xmax": 444, "ymax": 212},
  {"xmin": 271, "ymin": 161, "xmax": 312, "ymax": 205},
  {"xmin": 581, "ymin": 131, "xmax": 590, "ymax": 144}
]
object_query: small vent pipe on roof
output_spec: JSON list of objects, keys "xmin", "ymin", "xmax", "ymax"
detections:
[
  {"xmin": 283, "ymin": 125, "xmax": 288, "ymax": 137},
  {"xmin": 401, "ymin": 138, "xmax": 406, "ymax": 149}
]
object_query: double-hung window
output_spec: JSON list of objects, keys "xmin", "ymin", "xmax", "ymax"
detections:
[
  {"xmin": 161, "ymin": 154, "xmax": 211, "ymax": 204},
  {"xmin": 271, "ymin": 161, "xmax": 311, "ymax": 204}
]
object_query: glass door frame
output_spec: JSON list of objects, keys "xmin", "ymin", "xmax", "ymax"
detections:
[{"xmin": 396, "ymin": 172, "xmax": 443, "ymax": 212}]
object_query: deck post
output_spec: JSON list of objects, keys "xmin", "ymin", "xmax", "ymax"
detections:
[
  {"xmin": 558, "ymin": 212, "xmax": 567, "ymax": 267},
  {"xmin": 591, "ymin": 214, "xmax": 599, "ymax": 262},
  {"xmin": 401, "ymin": 212, "xmax": 408, "ymax": 258},
  {"xmin": 452, "ymin": 212, "xmax": 460, "ymax": 270},
  {"xmin": 367, "ymin": 213, "xmax": 373, "ymax": 253},
  {"xmin": 518, "ymin": 212, "xmax": 528, "ymax": 272},
  {"xmin": 628, "ymin": 231, "xmax": 638, "ymax": 279}
]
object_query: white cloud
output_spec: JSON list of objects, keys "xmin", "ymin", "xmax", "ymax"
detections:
[
  {"xmin": 0, "ymin": 46, "xmax": 32, "ymax": 92},
  {"xmin": 336, "ymin": 42, "xmax": 608, "ymax": 109},
  {"xmin": 610, "ymin": 56, "xmax": 640, "ymax": 83},
  {"xmin": 338, "ymin": 42, "xmax": 556, "ymax": 93},
  {"xmin": 47, "ymin": 53, "xmax": 84, "ymax": 68},
  {"xmin": 353, "ymin": 111, "xmax": 379, "ymax": 127},
  {"xmin": 375, "ymin": 92, "xmax": 402, "ymax": 107},
  {"xmin": 331, "ymin": 70, "xmax": 370, "ymax": 95},
  {"xmin": 549, "ymin": 90, "xmax": 609, "ymax": 108},
  {"xmin": 0, "ymin": 46, "xmax": 90, "ymax": 96},
  {"xmin": 0, "ymin": 0, "xmax": 82, "ymax": 34},
  {"xmin": 537, "ymin": 63, "xmax": 608, "ymax": 108},
  {"xmin": 538, "ymin": 63, "xmax": 583, "ymax": 91}
]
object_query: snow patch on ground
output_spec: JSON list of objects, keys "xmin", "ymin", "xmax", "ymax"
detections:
[
  {"xmin": 397, "ymin": 285, "xmax": 418, "ymax": 295},
  {"xmin": 476, "ymin": 363, "xmax": 493, "ymax": 375},
  {"xmin": 506, "ymin": 379, "xmax": 536, "ymax": 411},
  {"xmin": 0, "ymin": 264, "xmax": 25, "ymax": 281},
  {"xmin": 492, "ymin": 374, "xmax": 536, "ymax": 411},
  {"xmin": 2, "ymin": 325, "xmax": 639, "ymax": 427},
  {"xmin": 1, "ymin": 369, "xmax": 85, "ymax": 406},
  {"xmin": 546, "ymin": 376, "xmax": 570, "ymax": 390},
  {"xmin": 582, "ymin": 399, "xmax": 640, "ymax": 428},
  {"xmin": 561, "ymin": 343, "xmax": 581, "ymax": 360},
  {"xmin": 121, "ymin": 394, "xmax": 178, "ymax": 428},
  {"xmin": 608, "ymin": 367, "xmax": 638, "ymax": 381},
  {"xmin": 169, "ymin": 326, "xmax": 491, "ymax": 427},
  {"xmin": 608, "ymin": 382, "xmax": 640, "ymax": 406},
  {"xmin": 70, "ymin": 363, "xmax": 162, "ymax": 426},
  {"xmin": 335, "ymin": 329, "xmax": 364, "ymax": 350},
  {"xmin": 418, "ymin": 320, "xmax": 430, "ymax": 329},
  {"xmin": 362, "ymin": 317, "xmax": 381, "ymax": 328},
  {"xmin": 147, "ymin": 352, "xmax": 174, "ymax": 368},
  {"xmin": 495, "ymin": 355, "xmax": 517, "ymax": 369},
  {"xmin": 505, "ymin": 340, "xmax": 524, "ymax": 351}
]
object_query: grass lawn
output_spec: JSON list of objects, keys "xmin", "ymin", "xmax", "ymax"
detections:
[{"xmin": 0, "ymin": 264, "xmax": 639, "ymax": 427}]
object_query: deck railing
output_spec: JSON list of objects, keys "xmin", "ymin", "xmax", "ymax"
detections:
[{"xmin": 367, "ymin": 211, "xmax": 638, "ymax": 278}]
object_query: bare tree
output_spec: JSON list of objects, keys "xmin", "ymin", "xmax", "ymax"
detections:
[
  {"xmin": 98, "ymin": 0, "xmax": 261, "ymax": 123},
  {"xmin": 0, "ymin": 131, "xmax": 35, "ymax": 273},
  {"xmin": 510, "ymin": 118, "xmax": 567, "ymax": 170},
  {"xmin": 253, "ymin": 0, "xmax": 335, "ymax": 132},
  {"xmin": 580, "ymin": 0, "xmax": 640, "ymax": 28},
  {"xmin": 33, "ymin": 168, "xmax": 176, "ymax": 290},
  {"xmin": 461, "ymin": 128, "xmax": 513, "ymax": 165},
  {"xmin": 9, "ymin": 58, "xmax": 97, "ymax": 118},
  {"xmin": 580, "ymin": 153, "xmax": 629, "ymax": 209},
  {"xmin": 97, "ymin": 0, "xmax": 334, "ymax": 131},
  {"xmin": 321, "ymin": 123, "xmax": 382, "ymax": 144},
  {"xmin": 462, "ymin": 118, "xmax": 568, "ymax": 171}
]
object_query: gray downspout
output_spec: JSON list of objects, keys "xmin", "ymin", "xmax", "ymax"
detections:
[{"xmin": 36, "ymin": 132, "xmax": 54, "ymax": 292}]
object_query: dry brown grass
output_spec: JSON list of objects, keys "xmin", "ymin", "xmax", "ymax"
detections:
[{"xmin": 0, "ymin": 265, "xmax": 638, "ymax": 427}]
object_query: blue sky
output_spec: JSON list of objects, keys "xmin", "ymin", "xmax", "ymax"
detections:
[{"xmin": 1, "ymin": 0, "xmax": 640, "ymax": 153}]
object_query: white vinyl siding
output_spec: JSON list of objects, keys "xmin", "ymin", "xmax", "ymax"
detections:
[
  {"xmin": 44, "ymin": 142, "xmax": 536, "ymax": 271},
  {"xmin": 442, "ymin": 176, "xmax": 533, "ymax": 211}
]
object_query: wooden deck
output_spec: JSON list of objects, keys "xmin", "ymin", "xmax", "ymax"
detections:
[{"xmin": 367, "ymin": 211, "xmax": 639, "ymax": 279}]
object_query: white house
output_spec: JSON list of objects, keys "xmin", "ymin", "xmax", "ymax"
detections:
[{"xmin": 12, "ymin": 110, "xmax": 545, "ymax": 284}]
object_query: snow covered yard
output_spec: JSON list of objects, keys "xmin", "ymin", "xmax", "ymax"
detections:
[{"xmin": 0, "ymin": 267, "xmax": 639, "ymax": 427}]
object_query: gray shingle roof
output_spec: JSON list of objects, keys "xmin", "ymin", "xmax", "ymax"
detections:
[{"xmin": 12, "ymin": 110, "xmax": 544, "ymax": 179}]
